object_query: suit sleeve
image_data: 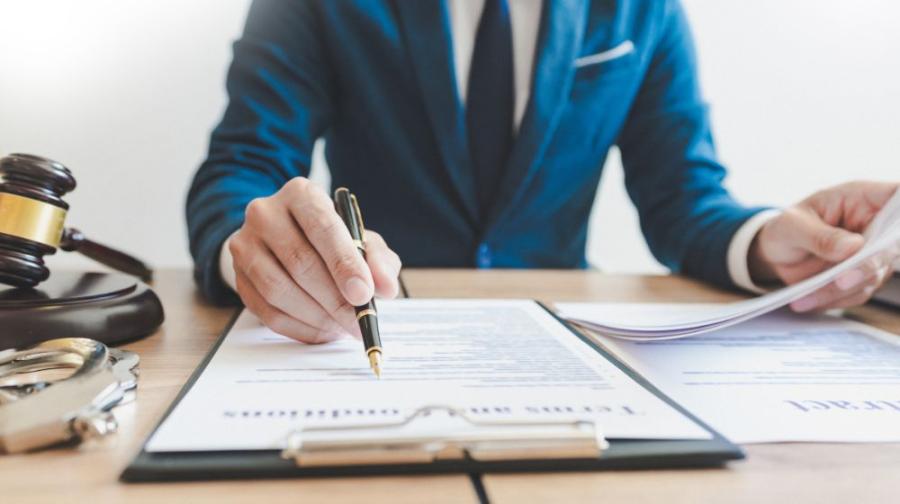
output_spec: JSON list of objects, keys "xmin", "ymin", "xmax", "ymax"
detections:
[
  {"xmin": 617, "ymin": 0, "xmax": 768, "ymax": 288},
  {"xmin": 185, "ymin": 0, "xmax": 335, "ymax": 304}
]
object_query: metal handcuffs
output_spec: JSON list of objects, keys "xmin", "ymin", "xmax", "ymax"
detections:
[{"xmin": 0, "ymin": 338, "xmax": 139, "ymax": 453}]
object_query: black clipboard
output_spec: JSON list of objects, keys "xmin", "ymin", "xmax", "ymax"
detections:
[{"xmin": 122, "ymin": 303, "xmax": 744, "ymax": 482}]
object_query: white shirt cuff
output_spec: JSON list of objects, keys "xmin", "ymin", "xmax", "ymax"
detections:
[
  {"xmin": 218, "ymin": 231, "xmax": 239, "ymax": 292},
  {"xmin": 727, "ymin": 209, "xmax": 782, "ymax": 294}
]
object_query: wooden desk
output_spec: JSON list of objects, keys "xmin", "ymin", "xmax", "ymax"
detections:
[
  {"xmin": 402, "ymin": 269, "xmax": 900, "ymax": 504},
  {"xmin": 0, "ymin": 269, "xmax": 478, "ymax": 504},
  {"xmin": 3, "ymin": 268, "xmax": 898, "ymax": 503}
]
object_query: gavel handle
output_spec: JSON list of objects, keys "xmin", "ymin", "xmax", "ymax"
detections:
[{"xmin": 60, "ymin": 228, "xmax": 154, "ymax": 283}]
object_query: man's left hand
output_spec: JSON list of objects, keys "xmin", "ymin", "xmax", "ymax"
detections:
[{"xmin": 748, "ymin": 181, "xmax": 900, "ymax": 312}]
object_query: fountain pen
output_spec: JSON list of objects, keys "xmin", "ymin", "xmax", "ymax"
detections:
[{"xmin": 333, "ymin": 187, "xmax": 383, "ymax": 378}]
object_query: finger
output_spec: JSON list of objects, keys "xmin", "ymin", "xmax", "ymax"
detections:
[
  {"xmin": 834, "ymin": 251, "xmax": 892, "ymax": 291},
  {"xmin": 235, "ymin": 268, "xmax": 339, "ymax": 344},
  {"xmin": 270, "ymin": 231, "xmax": 361, "ymax": 336},
  {"xmin": 791, "ymin": 267, "xmax": 881, "ymax": 312},
  {"xmin": 238, "ymin": 239, "xmax": 350, "ymax": 340},
  {"xmin": 775, "ymin": 256, "xmax": 833, "ymax": 285},
  {"xmin": 807, "ymin": 182, "xmax": 900, "ymax": 232},
  {"xmin": 364, "ymin": 231, "xmax": 402, "ymax": 299},
  {"xmin": 855, "ymin": 181, "xmax": 899, "ymax": 208},
  {"xmin": 825, "ymin": 285, "xmax": 878, "ymax": 311},
  {"xmin": 286, "ymin": 180, "xmax": 374, "ymax": 305},
  {"xmin": 250, "ymin": 200, "xmax": 360, "ymax": 335},
  {"xmin": 791, "ymin": 210, "xmax": 865, "ymax": 263}
]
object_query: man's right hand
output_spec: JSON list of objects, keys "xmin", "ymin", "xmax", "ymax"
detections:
[{"xmin": 228, "ymin": 177, "xmax": 402, "ymax": 343}]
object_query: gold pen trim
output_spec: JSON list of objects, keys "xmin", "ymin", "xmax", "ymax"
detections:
[{"xmin": 356, "ymin": 308, "xmax": 377, "ymax": 320}]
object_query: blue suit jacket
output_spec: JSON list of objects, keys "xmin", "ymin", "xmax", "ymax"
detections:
[{"xmin": 187, "ymin": 0, "xmax": 765, "ymax": 304}]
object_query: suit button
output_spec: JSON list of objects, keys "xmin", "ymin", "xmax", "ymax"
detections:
[{"xmin": 476, "ymin": 243, "xmax": 491, "ymax": 268}]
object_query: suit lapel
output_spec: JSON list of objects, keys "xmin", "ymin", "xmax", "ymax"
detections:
[
  {"xmin": 394, "ymin": 0, "xmax": 479, "ymax": 225},
  {"xmin": 484, "ymin": 0, "xmax": 588, "ymax": 230}
]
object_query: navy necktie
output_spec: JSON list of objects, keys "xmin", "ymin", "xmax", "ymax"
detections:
[{"xmin": 466, "ymin": 0, "xmax": 514, "ymax": 218}]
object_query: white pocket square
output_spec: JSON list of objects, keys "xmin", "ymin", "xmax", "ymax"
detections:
[{"xmin": 574, "ymin": 40, "xmax": 635, "ymax": 68}]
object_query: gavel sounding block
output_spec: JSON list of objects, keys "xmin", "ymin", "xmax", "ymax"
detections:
[{"xmin": 0, "ymin": 272, "xmax": 164, "ymax": 348}]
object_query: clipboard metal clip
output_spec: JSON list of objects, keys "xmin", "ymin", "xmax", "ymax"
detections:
[{"xmin": 281, "ymin": 405, "xmax": 608, "ymax": 467}]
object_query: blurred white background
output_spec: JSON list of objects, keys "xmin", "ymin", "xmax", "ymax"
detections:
[{"xmin": 0, "ymin": 0, "xmax": 897, "ymax": 275}]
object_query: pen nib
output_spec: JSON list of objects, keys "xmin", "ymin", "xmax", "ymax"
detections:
[{"xmin": 368, "ymin": 351, "xmax": 382, "ymax": 379}]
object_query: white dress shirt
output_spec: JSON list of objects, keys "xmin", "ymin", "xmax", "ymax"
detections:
[{"xmin": 218, "ymin": 0, "xmax": 773, "ymax": 293}]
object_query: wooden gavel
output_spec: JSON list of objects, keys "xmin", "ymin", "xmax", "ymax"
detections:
[{"xmin": 0, "ymin": 153, "xmax": 153, "ymax": 288}]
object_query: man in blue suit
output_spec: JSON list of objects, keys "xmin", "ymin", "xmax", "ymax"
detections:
[{"xmin": 187, "ymin": 0, "xmax": 898, "ymax": 343}]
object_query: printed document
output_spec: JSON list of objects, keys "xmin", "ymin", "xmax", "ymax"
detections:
[
  {"xmin": 557, "ymin": 304, "xmax": 900, "ymax": 443},
  {"xmin": 563, "ymin": 189, "xmax": 900, "ymax": 340},
  {"xmin": 147, "ymin": 299, "xmax": 711, "ymax": 452}
]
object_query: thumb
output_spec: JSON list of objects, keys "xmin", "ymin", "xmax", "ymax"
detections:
[{"xmin": 795, "ymin": 212, "xmax": 865, "ymax": 263}]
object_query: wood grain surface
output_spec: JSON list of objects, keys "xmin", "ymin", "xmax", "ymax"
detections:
[{"xmin": 3, "ymin": 268, "xmax": 897, "ymax": 504}]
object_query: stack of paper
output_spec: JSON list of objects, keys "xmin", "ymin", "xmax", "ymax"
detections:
[
  {"xmin": 564, "ymin": 190, "xmax": 900, "ymax": 341},
  {"xmin": 555, "ymin": 307, "xmax": 900, "ymax": 443}
]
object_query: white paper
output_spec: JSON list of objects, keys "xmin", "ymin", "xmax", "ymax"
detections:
[
  {"xmin": 147, "ymin": 299, "xmax": 711, "ymax": 452},
  {"xmin": 558, "ymin": 304, "xmax": 900, "ymax": 443},
  {"xmin": 564, "ymin": 189, "xmax": 900, "ymax": 340}
]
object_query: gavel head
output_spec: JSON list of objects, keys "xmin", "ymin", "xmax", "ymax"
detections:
[{"xmin": 0, "ymin": 154, "xmax": 76, "ymax": 287}]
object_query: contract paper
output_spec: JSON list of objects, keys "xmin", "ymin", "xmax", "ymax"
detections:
[
  {"xmin": 564, "ymin": 189, "xmax": 900, "ymax": 340},
  {"xmin": 557, "ymin": 304, "xmax": 900, "ymax": 443},
  {"xmin": 147, "ymin": 299, "xmax": 711, "ymax": 452}
]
